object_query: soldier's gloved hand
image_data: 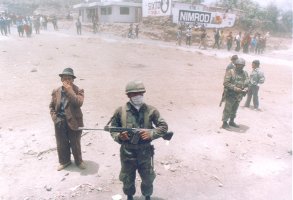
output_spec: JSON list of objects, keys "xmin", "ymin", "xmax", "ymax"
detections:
[
  {"xmin": 234, "ymin": 87, "xmax": 242, "ymax": 93},
  {"xmin": 140, "ymin": 130, "xmax": 151, "ymax": 140},
  {"xmin": 242, "ymin": 88, "xmax": 248, "ymax": 93},
  {"xmin": 119, "ymin": 131, "xmax": 130, "ymax": 141}
]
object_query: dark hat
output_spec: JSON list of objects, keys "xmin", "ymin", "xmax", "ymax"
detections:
[
  {"xmin": 59, "ymin": 68, "xmax": 76, "ymax": 79},
  {"xmin": 231, "ymin": 55, "xmax": 238, "ymax": 60},
  {"xmin": 252, "ymin": 60, "xmax": 260, "ymax": 66}
]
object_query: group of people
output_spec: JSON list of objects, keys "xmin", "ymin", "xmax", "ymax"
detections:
[
  {"xmin": 176, "ymin": 24, "xmax": 269, "ymax": 55},
  {"xmin": 50, "ymin": 56, "xmax": 265, "ymax": 199},
  {"xmin": 75, "ymin": 16, "xmax": 100, "ymax": 35},
  {"xmin": 221, "ymin": 55, "xmax": 265, "ymax": 129},
  {"xmin": 0, "ymin": 13, "xmax": 57, "ymax": 38},
  {"xmin": 50, "ymin": 69, "xmax": 169, "ymax": 200},
  {"xmin": 128, "ymin": 23, "xmax": 139, "ymax": 39},
  {"xmin": 0, "ymin": 15, "xmax": 12, "ymax": 36},
  {"xmin": 233, "ymin": 31, "xmax": 268, "ymax": 54}
]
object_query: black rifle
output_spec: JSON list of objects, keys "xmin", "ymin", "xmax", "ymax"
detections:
[{"xmin": 78, "ymin": 126, "xmax": 173, "ymax": 145}]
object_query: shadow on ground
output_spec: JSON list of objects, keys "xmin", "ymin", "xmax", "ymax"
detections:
[{"xmin": 64, "ymin": 160, "xmax": 99, "ymax": 175}]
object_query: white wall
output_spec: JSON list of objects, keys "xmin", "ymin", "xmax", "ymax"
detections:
[{"xmin": 98, "ymin": 6, "xmax": 140, "ymax": 23}]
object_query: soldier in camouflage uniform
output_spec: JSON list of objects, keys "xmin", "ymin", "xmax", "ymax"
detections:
[
  {"xmin": 110, "ymin": 80, "xmax": 168, "ymax": 200},
  {"xmin": 222, "ymin": 58, "xmax": 249, "ymax": 129},
  {"xmin": 244, "ymin": 60, "xmax": 265, "ymax": 109}
]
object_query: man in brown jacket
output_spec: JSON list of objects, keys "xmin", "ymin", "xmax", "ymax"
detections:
[{"xmin": 49, "ymin": 67, "xmax": 86, "ymax": 171}]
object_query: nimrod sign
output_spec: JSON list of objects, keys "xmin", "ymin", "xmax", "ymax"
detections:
[
  {"xmin": 172, "ymin": 8, "xmax": 236, "ymax": 28},
  {"xmin": 179, "ymin": 10, "xmax": 211, "ymax": 23}
]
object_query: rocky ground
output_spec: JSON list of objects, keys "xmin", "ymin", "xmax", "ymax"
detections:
[{"xmin": 0, "ymin": 20, "xmax": 292, "ymax": 200}]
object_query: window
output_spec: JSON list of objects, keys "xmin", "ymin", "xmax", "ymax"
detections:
[
  {"xmin": 120, "ymin": 7, "xmax": 130, "ymax": 15},
  {"xmin": 101, "ymin": 7, "xmax": 112, "ymax": 15}
]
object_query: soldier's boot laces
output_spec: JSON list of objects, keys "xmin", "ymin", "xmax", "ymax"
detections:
[
  {"xmin": 229, "ymin": 120, "xmax": 239, "ymax": 128},
  {"xmin": 145, "ymin": 196, "xmax": 151, "ymax": 200},
  {"xmin": 221, "ymin": 121, "xmax": 229, "ymax": 129},
  {"xmin": 127, "ymin": 195, "xmax": 134, "ymax": 200}
]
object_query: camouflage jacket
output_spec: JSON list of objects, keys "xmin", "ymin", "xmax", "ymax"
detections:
[
  {"xmin": 249, "ymin": 67, "xmax": 265, "ymax": 86},
  {"xmin": 223, "ymin": 68, "xmax": 249, "ymax": 99},
  {"xmin": 110, "ymin": 102, "xmax": 168, "ymax": 144}
]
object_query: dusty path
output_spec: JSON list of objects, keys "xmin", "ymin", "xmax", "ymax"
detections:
[{"xmin": 0, "ymin": 23, "xmax": 292, "ymax": 200}]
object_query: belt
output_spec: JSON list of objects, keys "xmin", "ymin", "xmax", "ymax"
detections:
[{"xmin": 122, "ymin": 143, "xmax": 151, "ymax": 149}]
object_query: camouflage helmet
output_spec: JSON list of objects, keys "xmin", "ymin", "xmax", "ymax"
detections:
[
  {"xmin": 235, "ymin": 58, "xmax": 245, "ymax": 66},
  {"xmin": 231, "ymin": 55, "xmax": 238, "ymax": 61},
  {"xmin": 252, "ymin": 60, "xmax": 260, "ymax": 66},
  {"xmin": 125, "ymin": 80, "xmax": 146, "ymax": 94}
]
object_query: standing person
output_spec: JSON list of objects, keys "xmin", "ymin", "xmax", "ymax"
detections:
[
  {"xmin": 16, "ymin": 17, "xmax": 24, "ymax": 37},
  {"xmin": 226, "ymin": 55, "xmax": 238, "ymax": 71},
  {"xmin": 49, "ymin": 68, "xmax": 86, "ymax": 171},
  {"xmin": 250, "ymin": 34, "xmax": 257, "ymax": 53},
  {"xmin": 212, "ymin": 28, "xmax": 220, "ymax": 49},
  {"xmin": 52, "ymin": 16, "xmax": 58, "ymax": 31},
  {"xmin": 198, "ymin": 28, "xmax": 207, "ymax": 49},
  {"xmin": 235, "ymin": 32, "xmax": 242, "ymax": 52},
  {"xmin": 226, "ymin": 31, "xmax": 233, "ymax": 51},
  {"xmin": 42, "ymin": 16, "xmax": 48, "ymax": 30},
  {"xmin": 33, "ymin": 17, "xmax": 41, "ymax": 34},
  {"xmin": 242, "ymin": 32, "xmax": 251, "ymax": 53},
  {"xmin": 135, "ymin": 24, "xmax": 139, "ymax": 38},
  {"xmin": 176, "ymin": 27, "xmax": 182, "ymax": 46},
  {"xmin": 6, "ymin": 16, "xmax": 11, "ymax": 34},
  {"xmin": 75, "ymin": 18, "xmax": 82, "ymax": 35},
  {"xmin": 0, "ymin": 17, "xmax": 6, "ymax": 36},
  {"xmin": 128, "ymin": 23, "xmax": 133, "ymax": 38},
  {"xmin": 221, "ymin": 58, "xmax": 249, "ymax": 129},
  {"xmin": 92, "ymin": 17, "xmax": 98, "ymax": 33},
  {"xmin": 244, "ymin": 60, "xmax": 265, "ymax": 110},
  {"xmin": 109, "ymin": 80, "xmax": 169, "ymax": 200},
  {"xmin": 185, "ymin": 27, "xmax": 192, "ymax": 46},
  {"xmin": 219, "ymin": 29, "xmax": 225, "ymax": 48}
]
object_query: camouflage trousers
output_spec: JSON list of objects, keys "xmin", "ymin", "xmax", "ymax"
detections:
[
  {"xmin": 119, "ymin": 144, "xmax": 156, "ymax": 196},
  {"xmin": 222, "ymin": 95, "xmax": 241, "ymax": 122}
]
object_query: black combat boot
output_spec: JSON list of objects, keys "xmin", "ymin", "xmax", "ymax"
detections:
[
  {"xmin": 127, "ymin": 195, "xmax": 134, "ymax": 200},
  {"xmin": 145, "ymin": 196, "xmax": 151, "ymax": 200},
  {"xmin": 229, "ymin": 119, "xmax": 239, "ymax": 128},
  {"xmin": 221, "ymin": 121, "xmax": 229, "ymax": 129}
]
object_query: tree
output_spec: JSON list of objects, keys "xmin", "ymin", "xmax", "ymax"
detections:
[{"xmin": 265, "ymin": 3, "xmax": 279, "ymax": 24}]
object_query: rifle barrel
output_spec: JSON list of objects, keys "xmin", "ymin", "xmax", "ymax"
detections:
[{"xmin": 78, "ymin": 127, "xmax": 105, "ymax": 131}]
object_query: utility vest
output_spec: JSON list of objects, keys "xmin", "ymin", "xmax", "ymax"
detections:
[{"xmin": 121, "ymin": 104, "xmax": 155, "ymax": 129}]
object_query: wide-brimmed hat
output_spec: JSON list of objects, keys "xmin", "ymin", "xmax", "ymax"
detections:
[{"xmin": 59, "ymin": 68, "xmax": 76, "ymax": 79}]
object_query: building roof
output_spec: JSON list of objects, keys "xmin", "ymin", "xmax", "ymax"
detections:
[
  {"xmin": 73, "ymin": 1, "xmax": 141, "ymax": 9},
  {"xmin": 73, "ymin": 3, "xmax": 90, "ymax": 9}
]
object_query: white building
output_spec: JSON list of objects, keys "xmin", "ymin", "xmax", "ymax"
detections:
[
  {"xmin": 0, "ymin": 4, "xmax": 8, "ymax": 14},
  {"xmin": 73, "ymin": 1, "xmax": 142, "ymax": 23}
]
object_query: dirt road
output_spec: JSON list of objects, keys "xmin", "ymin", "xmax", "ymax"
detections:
[{"xmin": 0, "ymin": 23, "xmax": 292, "ymax": 200}]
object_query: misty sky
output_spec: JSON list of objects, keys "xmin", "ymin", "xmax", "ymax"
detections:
[{"xmin": 204, "ymin": 0, "xmax": 292, "ymax": 11}]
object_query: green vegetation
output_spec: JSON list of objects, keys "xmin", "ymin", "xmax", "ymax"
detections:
[{"xmin": 215, "ymin": 0, "xmax": 292, "ymax": 35}]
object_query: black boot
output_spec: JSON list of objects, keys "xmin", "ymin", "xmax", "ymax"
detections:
[
  {"xmin": 229, "ymin": 119, "xmax": 239, "ymax": 128},
  {"xmin": 221, "ymin": 121, "xmax": 229, "ymax": 129},
  {"xmin": 127, "ymin": 195, "xmax": 134, "ymax": 200},
  {"xmin": 145, "ymin": 196, "xmax": 151, "ymax": 200}
]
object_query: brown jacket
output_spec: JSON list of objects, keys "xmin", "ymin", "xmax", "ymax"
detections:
[{"xmin": 49, "ymin": 84, "xmax": 84, "ymax": 131}]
